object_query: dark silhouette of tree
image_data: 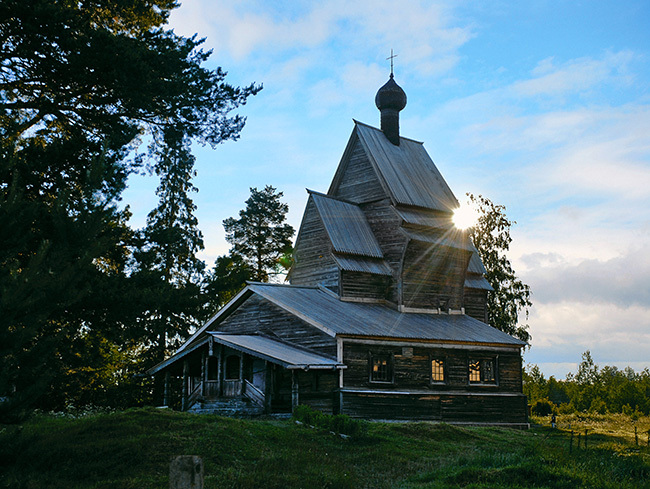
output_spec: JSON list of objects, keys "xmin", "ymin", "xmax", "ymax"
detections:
[
  {"xmin": 0, "ymin": 0, "xmax": 260, "ymax": 414},
  {"xmin": 223, "ymin": 186, "xmax": 295, "ymax": 282},
  {"xmin": 205, "ymin": 254, "xmax": 252, "ymax": 314},
  {"xmin": 467, "ymin": 193, "xmax": 532, "ymax": 344}
]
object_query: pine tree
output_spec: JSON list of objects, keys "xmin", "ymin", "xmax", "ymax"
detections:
[
  {"xmin": 132, "ymin": 128, "xmax": 206, "ymax": 365},
  {"xmin": 0, "ymin": 0, "xmax": 260, "ymax": 413},
  {"xmin": 223, "ymin": 186, "xmax": 295, "ymax": 282}
]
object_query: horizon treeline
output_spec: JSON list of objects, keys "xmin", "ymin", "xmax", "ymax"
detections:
[{"xmin": 525, "ymin": 351, "xmax": 650, "ymax": 417}]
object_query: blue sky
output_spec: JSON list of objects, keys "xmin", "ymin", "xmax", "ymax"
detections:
[{"xmin": 122, "ymin": 0, "xmax": 650, "ymax": 379}]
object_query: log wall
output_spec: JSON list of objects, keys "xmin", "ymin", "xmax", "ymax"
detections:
[
  {"xmin": 340, "ymin": 270, "xmax": 391, "ymax": 300},
  {"xmin": 217, "ymin": 295, "xmax": 337, "ymax": 357},
  {"xmin": 290, "ymin": 199, "xmax": 339, "ymax": 289},
  {"xmin": 331, "ymin": 137, "xmax": 385, "ymax": 204},
  {"xmin": 463, "ymin": 287, "xmax": 488, "ymax": 323},
  {"xmin": 402, "ymin": 241, "xmax": 470, "ymax": 310},
  {"xmin": 340, "ymin": 340, "xmax": 526, "ymax": 423}
]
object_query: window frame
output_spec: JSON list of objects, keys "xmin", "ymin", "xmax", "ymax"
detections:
[
  {"xmin": 468, "ymin": 356, "xmax": 499, "ymax": 385},
  {"xmin": 429, "ymin": 356, "xmax": 446, "ymax": 385},
  {"xmin": 368, "ymin": 351, "xmax": 394, "ymax": 384}
]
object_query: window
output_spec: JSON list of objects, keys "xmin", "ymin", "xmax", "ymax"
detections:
[
  {"xmin": 225, "ymin": 355, "xmax": 241, "ymax": 380},
  {"xmin": 469, "ymin": 358, "xmax": 497, "ymax": 384},
  {"xmin": 431, "ymin": 358, "xmax": 445, "ymax": 383},
  {"xmin": 370, "ymin": 353, "xmax": 393, "ymax": 383}
]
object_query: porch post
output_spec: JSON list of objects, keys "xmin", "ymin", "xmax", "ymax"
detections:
[
  {"xmin": 200, "ymin": 351, "xmax": 206, "ymax": 396},
  {"xmin": 291, "ymin": 370, "xmax": 299, "ymax": 413},
  {"xmin": 181, "ymin": 359, "xmax": 189, "ymax": 411},
  {"xmin": 217, "ymin": 344, "xmax": 223, "ymax": 397},
  {"xmin": 163, "ymin": 371, "xmax": 171, "ymax": 407},
  {"xmin": 264, "ymin": 361, "xmax": 273, "ymax": 414}
]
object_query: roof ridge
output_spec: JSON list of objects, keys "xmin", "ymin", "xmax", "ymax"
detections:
[
  {"xmin": 247, "ymin": 281, "xmax": 319, "ymax": 290},
  {"xmin": 307, "ymin": 189, "xmax": 359, "ymax": 207},
  {"xmin": 352, "ymin": 119, "xmax": 424, "ymax": 145}
]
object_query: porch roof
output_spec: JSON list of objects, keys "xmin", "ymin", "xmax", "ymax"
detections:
[{"xmin": 210, "ymin": 333, "xmax": 345, "ymax": 370}]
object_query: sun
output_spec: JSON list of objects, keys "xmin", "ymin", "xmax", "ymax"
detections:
[{"xmin": 452, "ymin": 201, "xmax": 478, "ymax": 230}]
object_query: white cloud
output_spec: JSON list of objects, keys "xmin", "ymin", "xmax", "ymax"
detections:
[{"xmin": 513, "ymin": 51, "xmax": 635, "ymax": 97}]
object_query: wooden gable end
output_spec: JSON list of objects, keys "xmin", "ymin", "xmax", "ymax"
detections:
[
  {"xmin": 215, "ymin": 293, "xmax": 337, "ymax": 358},
  {"xmin": 289, "ymin": 196, "xmax": 339, "ymax": 291},
  {"xmin": 328, "ymin": 130, "xmax": 387, "ymax": 204},
  {"xmin": 401, "ymin": 239, "xmax": 472, "ymax": 311}
]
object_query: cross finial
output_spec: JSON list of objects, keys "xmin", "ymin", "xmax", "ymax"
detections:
[{"xmin": 387, "ymin": 49, "xmax": 397, "ymax": 77}]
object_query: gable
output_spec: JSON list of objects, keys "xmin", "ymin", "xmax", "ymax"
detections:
[
  {"xmin": 328, "ymin": 131, "xmax": 387, "ymax": 203},
  {"xmin": 354, "ymin": 122, "xmax": 458, "ymax": 212}
]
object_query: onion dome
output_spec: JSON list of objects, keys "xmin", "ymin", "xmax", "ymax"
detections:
[
  {"xmin": 375, "ymin": 74, "xmax": 407, "ymax": 112},
  {"xmin": 375, "ymin": 74, "xmax": 407, "ymax": 145}
]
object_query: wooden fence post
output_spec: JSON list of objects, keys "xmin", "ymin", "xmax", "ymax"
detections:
[
  {"xmin": 584, "ymin": 429, "xmax": 588, "ymax": 449},
  {"xmin": 577, "ymin": 432, "xmax": 581, "ymax": 450},
  {"xmin": 635, "ymin": 426, "xmax": 638, "ymax": 446},
  {"xmin": 569, "ymin": 431, "xmax": 573, "ymax": 454}
]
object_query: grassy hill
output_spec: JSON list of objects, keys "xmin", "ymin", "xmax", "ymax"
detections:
[{"xmin": 1, "ymin": 408, "xmax": 649, "ymax": 488}]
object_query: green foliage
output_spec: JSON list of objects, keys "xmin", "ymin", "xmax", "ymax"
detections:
[
  {"xmin": 467, "ymin": 194, "xmax": 532, "ymax": 343},
  {"xmin": 204, "ymin": 253, "xmax": 252, "ymax": 314},
  {"xmin": 525, "ymin": 353, "xmax": 650, "ymax": 416},
  {"xmin": 531, "ymin": 398, "xmax": 556, "ymax": 416},
  {"xmin": 292, "ymin": 404, "xmax": 367, "ymax": 438},
  {"xmin": 223, "ymin": 186, "xmax": 295, "ymax": 282},
  {"xmin": 1, "ymin": 408, "xmax": 649, "ymax": 489},
  {"xmin": 0, "ymin": 0, "xmax": 259, "ymax": 413}
]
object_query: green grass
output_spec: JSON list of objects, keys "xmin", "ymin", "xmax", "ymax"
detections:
[{"xmin": 1, "ymin": 409, "xmax": 649, "ymax": 488}]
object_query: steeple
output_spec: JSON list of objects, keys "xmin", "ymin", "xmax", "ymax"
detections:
[{"xmin": 375, "ymin": 73, "xmax": 407, "ymax": 145}]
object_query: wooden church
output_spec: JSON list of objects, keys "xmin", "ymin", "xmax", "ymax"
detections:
[{"xmin": 147, "ymin": 73, "xmax": 529, "ymax": 427}]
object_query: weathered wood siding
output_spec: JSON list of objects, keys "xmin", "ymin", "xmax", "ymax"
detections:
[
  {"xmin": 342, "ymin": 342, "xmax": 522, "ymax": 392},
  {"xmin": 401, "ymin": 240, "xmax": 470, "ymax": 310},
  {"xmin": 361, "ymin": 200, "xmax": 406, "ymax": 303},
  {"xmin": 290, "ymin": 199, "xmax": 339, "ymax": 289},
  {"xmin": 217, "ymin": 295, "xmax": 337, "ymax": 357},
  {"xmin": 340, "ymin": 270, "xmax": 390, "ymax": 300},
  {"xmin": 340, "ymin": 341, "xmax": 526, "ymax": 423},
  {"xmin": 464, "ymin": 287, "xmax": 488, "ymax": 323},
  {"xmin": 295, "ymin": 370, "xmax": 339, "ymax": 414},
  {"xmin": 341, "ymin": 391, "xmax": 528, "ymax": 424},
  {"xmin": 331, "ymin": 137, "xmax": 386, "ymax": 204}
]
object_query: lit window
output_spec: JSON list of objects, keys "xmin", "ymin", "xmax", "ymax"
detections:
[
  {"xmin": 370, "ymin": 354, "xmax": 392, "ymax": 383},
  {"xmin": 469, "ymin": 358, "xmax": 497, "ymax": 384},
  {"xmin": 431, "ymin": 359, "xmax": 445, "ymax": 383}
]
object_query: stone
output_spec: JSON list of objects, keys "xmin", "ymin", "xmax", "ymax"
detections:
[{"xmin": 170, "ymin": 455, "xmax": 203, "ymax": 489}]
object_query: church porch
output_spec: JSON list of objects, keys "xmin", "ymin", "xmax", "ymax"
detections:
[{"xmin": 149, "ymin": 333, "xmax": 345, "ymax": 416}]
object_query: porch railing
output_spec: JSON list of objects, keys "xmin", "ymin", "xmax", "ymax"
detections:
[
  {"xmin": 187, "ymin": 381, "xmax": 203, "ymax": 409},
  {"xmin": 243, "ymin": 380, "xmax": 265, "ymax": 406}
]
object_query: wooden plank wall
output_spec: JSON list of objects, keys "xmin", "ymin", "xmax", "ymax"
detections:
[
  {"xmin": 402, "ymin": 241, "xmax": 470, "ymax": 310},
  {"xmin": 217, "ymin": 295, "xmax": 337, "ymax": 357},
  {"xmin": 294, "ymin": 370, "xmax": 338, "ymax": 414},
  {"xmin": 341, "ymin": 339, "xmax": 528, "ymax": 423},
  {"xmin": 331, "ymin": 138, "xmax": 386, "ymax": 204},
  {"xmin": 361, "ymin": 200, "xmax": 406, "ymax": 304},
  {"xmin": 291, "ymin": 199, "xmax": 339, "ymax": 289},
  {"xmin": 463, "ymin": 287, "xmax": 488, "ymax": 323},
  {"xmin": 342, "ymin": 391, "xmax": 528, "ymax": 423},
  {"xmin": 340, "ymin": 271, "xmax": 391, "ymax": 300},
  {"xmin": 343, "ymin": 342, "xmax": 523, "ymax": 393}
]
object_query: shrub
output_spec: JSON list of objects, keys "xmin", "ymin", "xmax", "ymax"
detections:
[
  {"xmin": 292, "ymin": 405, "xmax": 367, "ymax": 438},
  {"xmin": 531, "ymin": 398, "xmax": 556, "ymax": 416},
  {"xmin": 589, "ymin": 396, "xmax": 608, "ymax": 414}
]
